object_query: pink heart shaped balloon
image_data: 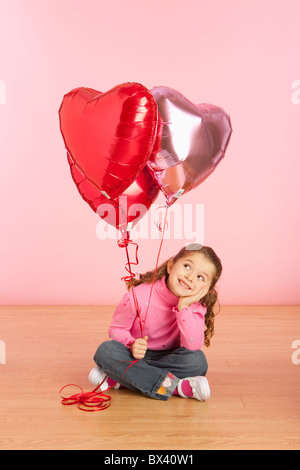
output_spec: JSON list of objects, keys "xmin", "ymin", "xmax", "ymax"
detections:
[{"xmin": 148, "ymin": 86, "xmax": 232, "ymax": 206}]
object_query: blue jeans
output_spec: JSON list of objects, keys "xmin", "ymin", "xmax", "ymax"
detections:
[{"xmin": 93, "ymin": 340, "xmax": 208, "ymax": 401}]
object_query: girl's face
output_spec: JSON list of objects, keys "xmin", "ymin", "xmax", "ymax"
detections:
[{"xmin": 166, "ymin": 251, "xmax": 216, "ymax": 299}]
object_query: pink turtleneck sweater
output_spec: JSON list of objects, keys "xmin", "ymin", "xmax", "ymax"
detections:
[{"xmin": 108, "ymin": 276, "xmax": 207, "ymax": 351}]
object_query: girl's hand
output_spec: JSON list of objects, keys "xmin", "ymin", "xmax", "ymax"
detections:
[
  {"xmin": 131, "ymin": 336, "xmax": 148, "ymax": 359},
  {"xmin": 178, "ymin": 284, "xmax": 210, "ymax": 311}
]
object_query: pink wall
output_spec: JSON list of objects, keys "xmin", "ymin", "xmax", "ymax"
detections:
[{"xmin": 0, "ymin": 0, "xmax": 299, "ymax": 305}]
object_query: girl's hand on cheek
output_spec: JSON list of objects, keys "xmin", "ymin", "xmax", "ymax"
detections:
[{"xmin": 178, "ymin": 284, "xmax": 210, "ymax": 311}]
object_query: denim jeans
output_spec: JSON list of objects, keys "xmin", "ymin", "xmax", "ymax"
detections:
[{"xmin": 93, "ymin": 340, "xmax": 208, "ymax": 401}]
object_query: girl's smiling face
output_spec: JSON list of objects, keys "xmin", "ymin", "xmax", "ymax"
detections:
[{"xmin": 166, "ymin": 251, "xmax": 216, "ymax": 299}]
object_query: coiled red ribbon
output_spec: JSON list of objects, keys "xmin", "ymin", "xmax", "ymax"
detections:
[
  {"xmin": 60, "ymin": 380, "xmax": 112, "ymax": 412},
  {"xmin": 117, "ymin": 233, "xmax": 139, "ymax": 283}
]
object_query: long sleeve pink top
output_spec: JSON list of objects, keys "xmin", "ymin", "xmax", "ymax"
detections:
[{"xmin": 108, "ymin": 276, "xmax": 207, "ymax": 351}]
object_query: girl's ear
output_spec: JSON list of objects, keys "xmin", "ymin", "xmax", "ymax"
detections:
[{"xmin": 167, "ymin": 258, "xmax": 174, "ymax": 274}]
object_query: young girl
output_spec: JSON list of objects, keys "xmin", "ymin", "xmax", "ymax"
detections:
[{"xmin": 89, "ymin": 243, "xmax": 222, "ymax": 401}]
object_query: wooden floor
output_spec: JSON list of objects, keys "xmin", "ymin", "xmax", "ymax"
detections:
[{"xmin": 0, "ymin": 305, "xmax": 299, "ymax": 450}]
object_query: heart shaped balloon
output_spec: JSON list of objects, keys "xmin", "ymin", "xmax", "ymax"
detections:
[
  {"xmin": 59, "ymin": 83, "xmax": 158, "ymax": 202},
  {"xmin": 148, "ymin": 86, "xmax": 232, "ymax": 206},
  {"xmin": 67, "ymin": 152, "xmax": 159, "ymax": 234}
]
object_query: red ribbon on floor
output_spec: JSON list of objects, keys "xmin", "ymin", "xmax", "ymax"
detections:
[{"xmin": 59, "ymin": 381, "xmax": 112, "ymax": 412}]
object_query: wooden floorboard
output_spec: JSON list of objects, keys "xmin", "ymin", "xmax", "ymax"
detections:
[{"xmin": 0, "ymin": 305, "xmax": 299, "ymax": 450}]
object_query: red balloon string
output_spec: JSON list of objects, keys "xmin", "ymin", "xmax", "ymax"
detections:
[
  {"xmin": 59, "ymin": 207, "xmax": 169, "ymax": 412},
  {"xmin": 107, "ymin": 206, "xmax": 169, "ymax": 378},
  {"xmin": 117, "ymin": 232, "xmax": 139, "ymax": 282},
  {"xmin": 143, "ymin": 206, "xmax": 169, "ymax": 329},
  {"xmin": 121, "ymin": 358, "xmax": 140, "ymax": 375},
  {"xmin": 117, "ymin": 234, "xmax": 143, "ymax": 335},
  {"xmin": 118, "ymin": 206, "xmax": 168, "ymax": 338}
]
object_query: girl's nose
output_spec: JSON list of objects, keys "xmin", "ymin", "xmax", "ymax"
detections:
[{"xmin": 185, "ymin": 271, "xmax": 195, "ymax": 281}]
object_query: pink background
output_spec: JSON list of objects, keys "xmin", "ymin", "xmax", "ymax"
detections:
[{"xmin": 0, "ymin": 0, "xmax": 299, "ymax": 305}]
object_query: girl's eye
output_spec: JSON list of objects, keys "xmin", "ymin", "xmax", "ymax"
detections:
[
  {"xmin": 197, "ymin": 275, "xmax": 204, "ymax": 281},
  {"xmin": 184, "ymin": 264, "xmax": 190, "ymax": 270}
]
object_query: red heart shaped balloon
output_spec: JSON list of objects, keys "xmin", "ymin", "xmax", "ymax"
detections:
[
  {"xmin": 67, "ymin": 152, "xmax": 159, "ymax": 232},
  {"xmin": 59, "ymin": 83, "xmax": 158, "ymax": 201}
]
